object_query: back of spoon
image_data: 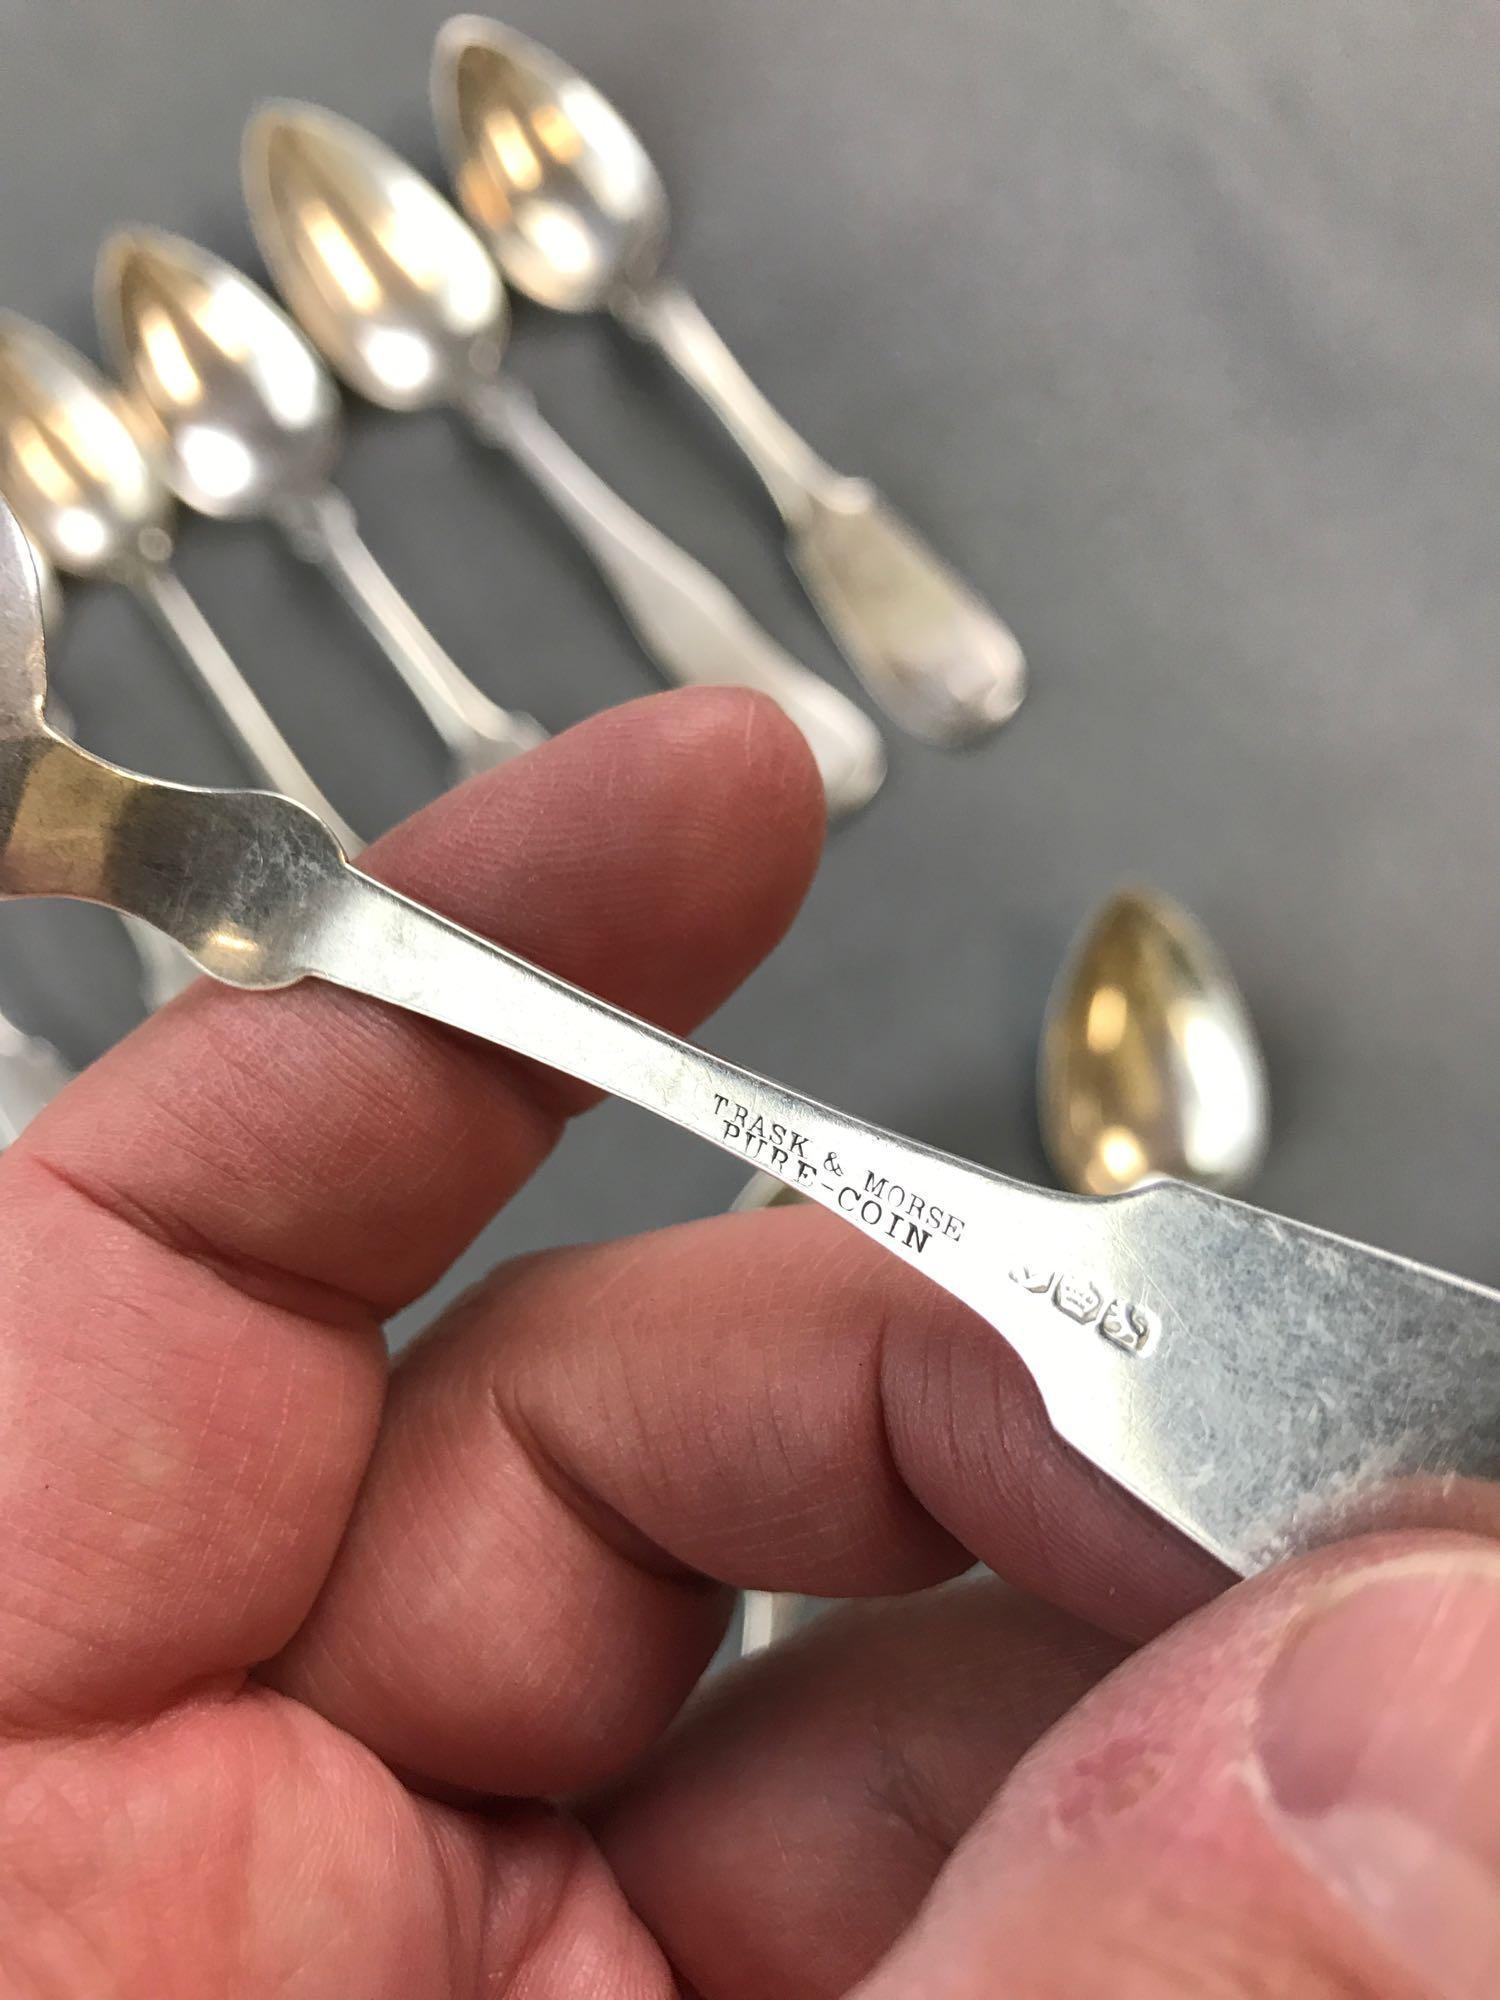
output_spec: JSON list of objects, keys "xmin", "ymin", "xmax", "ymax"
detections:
[{"xmin": 0, "ymin": 501, "xmax": 1495, "ymax": 1575}]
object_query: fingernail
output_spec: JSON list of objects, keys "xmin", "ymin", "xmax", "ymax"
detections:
[{"xmin": 1256, "ymin": 1557, "xmax": 1500, "ymax": 2000}]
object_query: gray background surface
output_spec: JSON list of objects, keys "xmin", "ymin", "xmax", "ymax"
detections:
[{"xmin": 2, "ymin": 0, "xmax": 1498, "ymax": 1339}]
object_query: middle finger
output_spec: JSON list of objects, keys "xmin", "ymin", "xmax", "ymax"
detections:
[{"xmin": 268, "ymin": 1204, "xmax": 1222, "ymax": 1796}]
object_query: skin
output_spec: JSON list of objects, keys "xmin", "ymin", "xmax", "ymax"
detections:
[{"xmin": 0, "ymin": 687, "xmax": 1494, "ymax": 1998}]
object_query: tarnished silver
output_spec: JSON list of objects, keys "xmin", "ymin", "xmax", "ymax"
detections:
[
  {"xmin": 98, "ymin": 229, "xmax": 546, "ymax": 783},
  {"xmin": 0, "ymin": 313, "xmax": 359, "ymax": 853},
  {"xmin": 433, "ymin": 16, "xmax": 1027, "ymax": 749},
  {"xmin": 30, "ymin": 537, "xmax": 193, "ymax": 1009},
  {"xmin": 1, "ymin": 503, "xmax": 1495, "ymax": 1575},
  {"xmin": 243, "ymin": 102, "xmax": 886, "ymax": 822},
  {"xmin": 45, "ymin": 689, "xmax": 194, "ymax": 1012}
]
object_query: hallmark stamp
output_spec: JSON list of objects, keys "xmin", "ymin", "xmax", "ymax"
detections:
[
  {"xmin": 1054, "ymin": 1277, "xmax": 1104, "ymax": 1325},
  {"xmin": 1099, "ymin": 1300, "xmax": 1154, "ymax": 1354},
  {"xmin": 1009, "ymin": 1263, "xmax": 1157, "ymax": 1356}
]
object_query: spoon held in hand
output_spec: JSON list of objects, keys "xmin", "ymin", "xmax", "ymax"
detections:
[{"xmin": 0, "ymin": 497, "xmax": 1494, "ymax": 1577}]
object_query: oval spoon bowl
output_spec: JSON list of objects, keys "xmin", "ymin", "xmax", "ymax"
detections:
[
  {"xmin": 244, "ymin": 99, "xmax": 508, "ymax": 412},
  {"xmin": 0, "ymin": 314, "xmax": 170, "ymax": 579},
  {"xmin": 1039, "ymin": 886, "xmax": 1269, "ymax": 1197},
  {"xmin": 436, "ymin": 17, "xmax": 668, "ymax": 311},
  {"xmin": 100, "ymin": 227, "xmax": 342, "ymax": 517}
]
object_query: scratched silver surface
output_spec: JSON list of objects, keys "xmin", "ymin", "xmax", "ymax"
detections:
[{"xmin": 1, "ymin": 2, "xmax": 1500, "ymax": 1367}]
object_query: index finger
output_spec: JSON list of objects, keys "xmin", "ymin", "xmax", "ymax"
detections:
[{"xmin": 0, "ymin": 688, "xmax": 824, "ymax": 1732}]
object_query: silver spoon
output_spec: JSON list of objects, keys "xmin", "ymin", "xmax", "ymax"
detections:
[
  {"xmin": 737, "ymin": 891, "xmax": 1270, "ymax": 1650},
  {"xmin": 1039, "ymin": 887, "xmax": 1269, "ymax": 1199},
  {"xmin": 432, "ymin": 16, "xmax": 1027, "ymax": 750},
  {"xmin": 0, "ymin": 313, "xmax": 359, "ymax": 854},
  {"xmin": 3, "ymin": 497, "xmax": 1497, "ymax": 1578},
  {"xmin": 98, "ymin": 228, "xmax": 546, "ymax": 784},
  {"xmin": 242, "ymin": 101, "xmax": 886, "ymax": 822}
]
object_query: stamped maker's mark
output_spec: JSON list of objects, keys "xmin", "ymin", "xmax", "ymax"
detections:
[
  {"xmin": 713, "ymin": 1096, "xmax": 967, "ymax": 1258},
  {"xmin": 1011, "ymin": 1265, "xmax": 1157, "ymax": 1355}
]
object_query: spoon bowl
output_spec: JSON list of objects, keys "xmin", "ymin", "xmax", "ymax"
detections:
[
  {"xmin": 245, "ymin": 99, "xmax": 888, "ymax": 817},
  {"xmin": 1039, "ymin": 887, "xmax": 1269, "ymax": 1198},
  {"xmin": 99, "ymin": 224, "xmax": 547, "ymax": 780},
  {"xmin": 438, "ymin": 20, "xmax": 667, "ymax": 310},
  {"xmin": 244, "ymin": 101, "xmax": 508, "ymax": 412},
  {"xmin": 0, "ymin": 314, "xmax": 170, "ymax": 579},
  {"xmin": 99, "ymin": 228, "xmax": 341, "ymax": 516},
  {"xmin": 0, "ymin": 315, "xmax": 357, "ymax": 848}
]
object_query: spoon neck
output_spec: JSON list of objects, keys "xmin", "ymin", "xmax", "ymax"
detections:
[
  {"xmin": 613, "ymin": 278, "xmax": 838, "ymax": 527},
  {"xmin": 268, "ymin": 485, "xmax": 350, "ymax": 564}
]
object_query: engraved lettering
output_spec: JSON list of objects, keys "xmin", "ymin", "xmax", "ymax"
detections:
[{"xmin": 711, "ymin": 1093, "xmax": 963, "ymax": 1258}]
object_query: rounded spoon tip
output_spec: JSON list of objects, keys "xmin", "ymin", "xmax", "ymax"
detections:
[{"xmin": 1038, "ymin": 884, "xmax": 1270, "ymax": 1200}]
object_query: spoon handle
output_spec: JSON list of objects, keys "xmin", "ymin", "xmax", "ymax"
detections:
[
  {"xmin": 463, "ymin": 382, "xmax": 886, "ymax": 821},
  {"xmin": 618, "ymin": 281, "xmax": 1027, "ymax": 748},
  {"xmin": 274, "ymin": 487, "xmax": 547, "ymax": 781},
  {"xmin": 130, "ymin": 563, "xmax": 361, "ymax": 854},
  {"xmin": 7, "ymin": 743, "xmax": 1500, "ymax": 1573}
]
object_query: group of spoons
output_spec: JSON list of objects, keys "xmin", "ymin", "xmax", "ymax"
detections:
[
  {"xmin": 4, "ymin": 31, "xmax": 1469, "ymax": 1610},
  {"xmin": 0, "ymin": 16, "xmax": 1037, "ymax": 1124},
  {"xmin": 0, "ymin": 16, "xmax": 1270, "ymax": 1212}
]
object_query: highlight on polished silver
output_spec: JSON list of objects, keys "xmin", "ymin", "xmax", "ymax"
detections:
[
  {"xmin": 432, "ymin": 15, "xmax": 1027, "ymax": 749},
  {"xmin": 0, "ymin": 497, "xmax": 1495, "ymax": 1577},
  {"xmin": 242, "ymin": 101, "xmax": 886, "ymax": 822},
  {"xmin": 1040, "ymin": 886, "xmax": 1270, "ymax": 1199},
  {"xmin": 0, "ymin": 312, "xmax": 358, "ymax": 852},
  {"xmin": 25, "ymin": 532, "xmax": 62, "ymax": 643},
  {"xmin": 97, "ymin": 228, "xmax": 546, "ymax": 783}
]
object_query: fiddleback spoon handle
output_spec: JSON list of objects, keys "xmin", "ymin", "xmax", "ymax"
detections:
[
  {"xmin": 3, "ymin": 737, "xmax": 1499, "ymax": 1578},
  {"xmin": 617, "ymin": 280, "xmax": 1028, "ymax": 748},
  {"xmin": 463, "ymin": 381, "xmax": 887, "ymax": 819}
]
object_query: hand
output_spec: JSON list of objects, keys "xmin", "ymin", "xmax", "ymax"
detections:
[{"xmin": 0, "ymin": 690, "xmax": 1494, "ymax": 1999}]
